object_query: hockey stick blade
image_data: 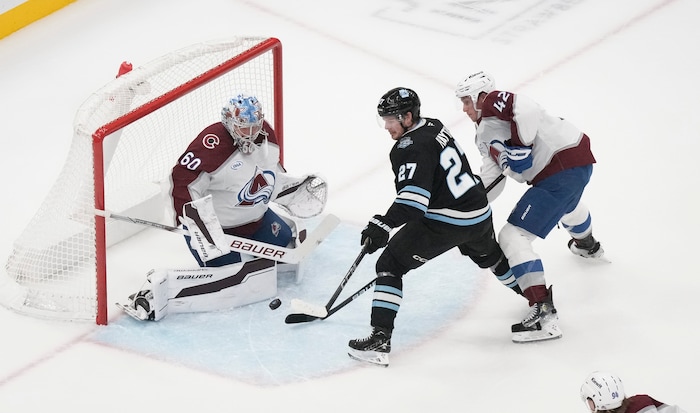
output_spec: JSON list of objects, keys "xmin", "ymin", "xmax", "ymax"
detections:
[
  {"xmin": 290, "ymin": 298, "xmax": 328, "ymax": 318},
  {"xmin": 285, "ymin": 243, "xmax": 368, "ymax": 325},
  {"xmin": 284, "ymin": 278, "xmax": 377, "ymax": 324},
  {"xmin": 284, "ymin": 312, "xmax": 322, "ymax": 324}
]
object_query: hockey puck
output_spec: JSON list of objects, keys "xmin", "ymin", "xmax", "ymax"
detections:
[{"xmin": 269, "ymin": 298, "xmax": 282, "ymax": 310}]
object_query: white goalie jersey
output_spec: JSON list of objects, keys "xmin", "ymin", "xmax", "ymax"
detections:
[
  {"xmin": 167, "ymin": 120, "xmax": 326, "ymax": 233},
  {"xmin": 118, "ymin": 118, "xmax": 331, "ymax": 322}
]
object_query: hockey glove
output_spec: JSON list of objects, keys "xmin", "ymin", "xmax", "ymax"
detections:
[
  {"xmin": 489, "ymin": 140, "xmax": 533, "ymax": 173},
  {"xmin": 361, "ymin": 215, "xmax": 392, "ymax": 254}
]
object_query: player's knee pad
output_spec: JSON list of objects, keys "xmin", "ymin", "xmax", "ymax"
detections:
[
  {"xmin": 498, "ymin": 223, "xmax": 537, "ymax": 263},
  {"xmin": 375, "ymin": 248, "xmax": 413, "ymax": 277}
]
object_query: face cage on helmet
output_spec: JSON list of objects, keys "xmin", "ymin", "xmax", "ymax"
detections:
[
  {"xmin": 222, "ymin": 104, "xmax": 265, "ymax": 153},
  {"xmin": 231, "ymin": 126, "xmax": 267, "ymax": 154}
]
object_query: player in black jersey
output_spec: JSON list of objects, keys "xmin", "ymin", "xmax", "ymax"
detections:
[{"xmin": 348, "ymin": 87, "xmax": 520, "ymax": 366}]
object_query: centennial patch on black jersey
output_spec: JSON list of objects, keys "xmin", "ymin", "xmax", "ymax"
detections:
[{"xmin": 397, "ymin": 137, "xmax": 413, "ymax": 149}]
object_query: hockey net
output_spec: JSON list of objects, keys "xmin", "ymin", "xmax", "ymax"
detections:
[{"xmin": 0, "ymin": 37, "xmax": 283, "ymax": 324}]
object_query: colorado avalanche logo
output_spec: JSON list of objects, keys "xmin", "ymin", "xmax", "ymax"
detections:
[
  {"xmin": 203, "ymin": 134, "xmax": 220, "ymax": 149},
  {"xmin": 238, "ymin": 167, "xmax": 275, "ymax": 206},
  {"xmin": 270, "ymin": 221, "xmax": 282, "ymax": 237}
]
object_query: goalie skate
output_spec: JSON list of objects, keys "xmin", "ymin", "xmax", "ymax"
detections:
[
  {"xmin": 115, "ymin": 290, "xmax": 154, "ymax": 321},
  {"xmin": 115, "ymin": 301, "xmax": 150, "ymax": 321}
]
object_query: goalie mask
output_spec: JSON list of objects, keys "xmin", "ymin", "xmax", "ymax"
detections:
[
  {"xmin": 455, "ymin": 71, "xmax": 495, "ymax": 111},
  {"xmin": 221, "ymin": 94, "xmax": 267, "ymax": 154},
  {"xmin": 580, "ymin": 371, "xmax": 625, "ymax": 411}
]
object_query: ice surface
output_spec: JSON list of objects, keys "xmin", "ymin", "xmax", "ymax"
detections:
[{"xmin": 1, "ymin": 0, "xmax": 697, "ymax": 412}]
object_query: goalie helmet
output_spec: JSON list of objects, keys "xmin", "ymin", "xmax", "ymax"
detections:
[
  {"xmin": 454, "ymin": 71, "xmax": 495, "ymax": 110},
  {"xmin": 580, "ymin": 371, "xmax": 626, "ymax": 411},
  {"xmin": 221, "ymin": 94, "xmax": 266, "ymax": 154},
  {"xmin": 377, "ymin": 87, "xmax": 421, "ymax": 121}
]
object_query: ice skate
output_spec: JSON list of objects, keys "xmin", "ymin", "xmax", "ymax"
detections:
[
  {"xmin": 511, "ymin": 286, "xmax": 561, "ymax": 342},
  {"xmin": 115, "ymin": 290, "xmax": 155, "ymax": 321},
  {"xmin": 348, "ymin": 327, "xmax": 392, "ymax": 367},
  {"xmin": 517, "ymin": 286, "xmax": 556, "ymax": 328},
  {"xmin": 568, "ymin": 234, "xmax": 605, "ymax": 259},
  {"xmin": 511, "ymin": 316, "xmax": 562, "ymax": 343}
]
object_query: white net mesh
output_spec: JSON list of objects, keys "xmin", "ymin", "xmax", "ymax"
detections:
[{"xmin": 0, "ymin": 37, "xmax": 281, "ymax": 322}]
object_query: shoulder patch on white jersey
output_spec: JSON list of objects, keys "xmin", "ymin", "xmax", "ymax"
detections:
[{"xmin": 203, "ymin": 133, "xmax": 220, "ymax": 149}]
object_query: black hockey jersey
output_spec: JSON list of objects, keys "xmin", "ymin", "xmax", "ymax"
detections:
[{"xmin": 382, "ymin": 118, "xmax": 491, "ymax": 228}]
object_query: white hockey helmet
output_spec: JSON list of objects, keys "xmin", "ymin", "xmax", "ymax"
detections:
[
  {"xmin": 580, "ymin": 371, "xmax": 626, "ymax": 411},
  {"xmin": 454, "ymin": 71, "xmax": 495, "ymax": 110},
  {"xmin": 221, "ymin": 94, "xmax": 266, "ymax": 153}
]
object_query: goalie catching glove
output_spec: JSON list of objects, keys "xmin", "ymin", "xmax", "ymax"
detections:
[
  {"xmin": 361, "ymin": 215, "xmax": 392, "ymax": 254},
  {"xmin": 274, "ymin": 174, "xmax": 328, "ymax": 218}
]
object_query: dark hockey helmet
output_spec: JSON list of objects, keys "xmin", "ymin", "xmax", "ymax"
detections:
[{"xmin": 377, "ymin": 87, "xmax": 421, "ymax": 120}]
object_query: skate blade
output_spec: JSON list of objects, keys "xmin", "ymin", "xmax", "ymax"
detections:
[
  {"xmin": 512, "ymin": 322, "xmax": 562, "ymax": 343},
  {"xmin": 115, "ymin": 302, "xmax": 149, "ymax": 321},
  {"xmin": 348, "ymin": 349, "xmax": 389, "ymax": 367}
]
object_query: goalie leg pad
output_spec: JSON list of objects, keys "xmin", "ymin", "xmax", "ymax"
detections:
[
  {"xmin": 117, "ymin": 260, "xmax": 277, "ymax": 320},
  {"xmin": 165, "ymin": 259, "xmax": 277, "ymax": 314}
]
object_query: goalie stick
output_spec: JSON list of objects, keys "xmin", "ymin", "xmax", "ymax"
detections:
[
  {"xmin": 284, "ymin": 174, "xmax": 507, "ymax": 324},
  {"xmin": 284, "ymin": 240, "xmax": 368, "ymax": 324},
  {"xmin": 95, "ymin": 209, "xmax": 340, "ymax": 264}
]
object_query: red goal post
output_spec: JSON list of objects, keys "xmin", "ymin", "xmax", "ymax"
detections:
[{"xmin": 0, "ymin": 37, "xmax": 283, "ymax": 324}]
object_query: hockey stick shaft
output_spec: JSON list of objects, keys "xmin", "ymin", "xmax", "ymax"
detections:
[
  {"xmin": 285, "ymin": 241, "xmax": 368, "ymax": 324},
  {"xmin": 484, "ymin": 173, "xmax": 505, "ymax": 193},
  {"xmin": 325, "ymin": 277, "xmax": 376, "ymax": 318},
  {"xmin": 95, "ymin": 209, "xmax": 339, "ymax": 264},
  {"xmin": 95, "ymin": 209, "xmax": 187, "ymax": 234},
  {"xmin": 323, "ymin": 240, "xmax": 369, "ymax": 310}
]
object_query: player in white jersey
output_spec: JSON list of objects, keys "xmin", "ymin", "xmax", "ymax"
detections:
[
  {"xmin": 455, "ymin": 71, "xmax": 604, "ymax": 343},
  {"xmin": 580, "ymin": 371, "xmax": 687, "ymax": 413},
  {"xmin": 118, "ymin": 94, "xmax": 327, "ymax": 321}
]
